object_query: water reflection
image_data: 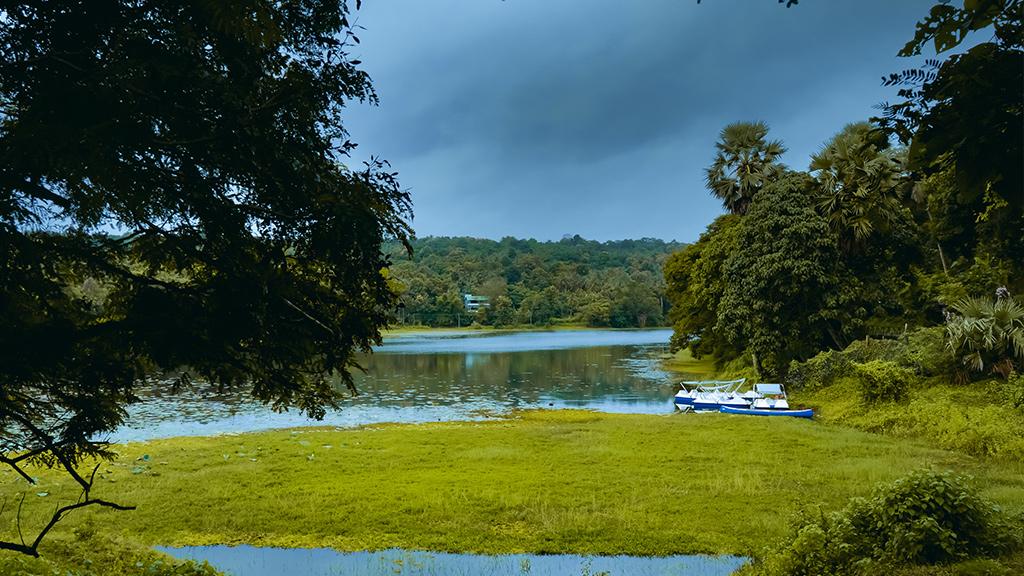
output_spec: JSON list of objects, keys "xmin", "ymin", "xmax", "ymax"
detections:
[
  {"xmin": 115, "ymin": 330, "xmax": 686, "ymax": 442},
  {"xmin": 157, "ymin": 545, "xmax": 748, "ymax": 576}
]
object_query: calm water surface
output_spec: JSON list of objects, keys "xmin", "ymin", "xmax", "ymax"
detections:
[
  {"xmin": 157, "ymin": 546, "xmax": 747, "ymax": 576},
  {"xmin": 115, "ymin": 329, "xmax": 686, "ymax": 441},
  {"xmin": 143, "ymin": 332, "xmax": 744, "ymax": 574}
]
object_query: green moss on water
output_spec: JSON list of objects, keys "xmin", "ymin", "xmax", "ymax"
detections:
[{"xmin": 2, "ymin": 410, "xmax": 1022, "ymax": 575}]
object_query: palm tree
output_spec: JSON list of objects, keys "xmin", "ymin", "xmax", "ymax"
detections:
[
  {"xmin": 946, "ymin": 291, "xmax": 1024, "ymax": 380},
  {"xmin": 810, "ymin": 122, "xmax": 907, "ymax": 253},
  {"xmin": 705, "ymin": 121, "xmax": 787, "ymax": 215}
]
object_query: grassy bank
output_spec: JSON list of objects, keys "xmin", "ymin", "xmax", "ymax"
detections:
[
  {"xmin": 662, "ymin": 348, "xmax": 718, "ymax": 375},
  {"xmin": 797, "ymin": 375, "xmax": 1024, "ymax": 461},
  {"xmin": 2, "ymin": 410, "xmax": 1023, "ymax": 574}
]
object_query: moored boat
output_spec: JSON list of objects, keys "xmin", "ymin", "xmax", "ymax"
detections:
[
  {"xmin": 717, "ymin": 383, "xmax": 814, "ymax": 418},
  {"xmin": 673, "ymin": 378, "xmax": 747, "ymax": 409},
  {"xmin": 720, "ymin": 405, "xmax": 814, "ymax": 418},
  {"xmin": 691, "ymin": 393, "xmax": 750, "ymax": 411}
]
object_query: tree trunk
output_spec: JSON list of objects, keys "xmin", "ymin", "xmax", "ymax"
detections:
[{"xmin": 826, "ymin": 324, "xmax": 846, "ymax": 350}]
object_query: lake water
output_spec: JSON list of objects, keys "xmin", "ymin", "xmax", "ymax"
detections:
[
  {"xmin": 142, "ymin": 331, "xmax": 746, "ymax": 574},
  {"xmin": 157, "ymin": 545, "xmax": 748, "ymax": 576},
  {"xmin": 115, "ymin": 329, "xmax": 685, "ymax": 442}
]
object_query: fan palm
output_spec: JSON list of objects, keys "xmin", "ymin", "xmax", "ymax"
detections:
[
  {"xmin": 946, "ymin": 294, "xmax": 1024, "ymax": 379},
  {"xmin": 810, "ymin": 122, "xmax": 908, "ymax": 253},
  {"xmin": 705, "ymin": 121, "xmax": 786, "ymax": 215}
]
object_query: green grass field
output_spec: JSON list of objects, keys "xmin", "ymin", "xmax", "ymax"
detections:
[
  {"xmin": 2, "ymin": 410, "xmax": 1022, "ymax": 574},
  {"xmin": 661, "ymin": 348, "xmax": 718, "ymax": 375}
]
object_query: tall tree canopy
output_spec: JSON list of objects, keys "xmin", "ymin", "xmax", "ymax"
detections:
[
  {"xmin": 810, "ymin": 122, "xmax": 909, "ymax": 254},
  {"xmin": 666, "ymin": 0, "xmax": 1022, "ymax": 378},
  {"xmin": 704, "ymin": 121, "xmax": 786, "ymax": 216},
  {"xmin": 0, "ymin": 0, "xmax": 410, "ymax": 556},
  {"xmin": 715, "ymin": 172, "xmax": 845, "ymax": 376}
]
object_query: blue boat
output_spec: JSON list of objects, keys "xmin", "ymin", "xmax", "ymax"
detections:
[
  {"xmin": 691, "ymin": 395, "xmax": 750, "ymax": 411},
  {"xmin": 720, "ymin": 406, "xmax": 814, "ymax": 419},
  {"xmin": 674, "ymin": 378, "xmax": 746, "ymax": 408}
]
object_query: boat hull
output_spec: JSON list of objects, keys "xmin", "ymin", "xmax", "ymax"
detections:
[
  {"xmin": 719, "ymin": 406, "xmax": 814, "ymax": 419},
  {"xmin": 692, "ymin": 400, "xmax": 748, "ymax": 411}
]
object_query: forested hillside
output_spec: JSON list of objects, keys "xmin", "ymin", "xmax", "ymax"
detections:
[{"xmin": 383, "ymin": 236, "xmax": 684, "ymax": 328}]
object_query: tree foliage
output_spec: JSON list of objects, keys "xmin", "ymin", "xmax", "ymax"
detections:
[
  {"xmin": 876, "ymin": 1, "xmax": 1023, "ymax": 281},
  {"xmin": 663, "ymin": 215, "xmax": 741, "ymax": 357},
  {"xmin": 715, "ymin": 173, "xmax": 845, "ymax": 376},
  {"xmin": 387, "ymin": 236, "xmax": 677, "ymax": 328},
  {"xmin": 810, "ymin": 122, "xmax": 909, "ymax": 254},
  {"xmin": 946, "ymin": 292, "xmax": 1024, "ymax": 379},
  {"xmin": 0, "ymin": 0, "xmax": 410, "ymax": 556},
  {"xmin": 704, "ymin": 121, "xmax": 786, "ymax": 216}
]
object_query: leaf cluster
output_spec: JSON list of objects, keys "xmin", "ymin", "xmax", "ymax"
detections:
[
  {"xmin": 946, "ymin": 294, "xmax": 1024, "ymax": 379},
  {"xmin": 752, "ymin": 469, "xmax": 1021, "ymax": 576}
]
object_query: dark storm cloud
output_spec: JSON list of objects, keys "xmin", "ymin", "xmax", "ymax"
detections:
[{"xmin": 343, "ymin": 0, "xmax": 935, "ymax": 241}]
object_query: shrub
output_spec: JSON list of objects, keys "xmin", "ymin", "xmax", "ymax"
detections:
[
  {"xmin": 751, "ymin": 470, "xmax": 1021, "ymax": 576},
  {"xmin": 787, "ymin": 349, "xmax": 852, "ymax": 391},
  {"xmin": 898, "ymin": 326, "xmax": 955, "ymax": 377},
  {"xmin": 856, "ymin": 360, "xmax": 913, "ymax": 403},
  {"xmin": 1005, "ymin": 372, "xmax": 1024, "ymax": 411},
  {"xmin": 845, "ymin": 337, "xmax": 903, "ymax": 364}
]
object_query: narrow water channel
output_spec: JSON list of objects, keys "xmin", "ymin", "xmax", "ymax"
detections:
[{"xmin": 158, "ymin": 545, "xmax": 748, "ymax": 576}]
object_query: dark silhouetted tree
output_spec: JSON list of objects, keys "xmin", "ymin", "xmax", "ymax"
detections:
[{"xmin": 0, "ymin": 0, "xmax": 410, "ymax": 556}]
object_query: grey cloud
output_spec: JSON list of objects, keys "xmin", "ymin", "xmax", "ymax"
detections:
[{"xmin": 343, "ymin": 0, "xmax": 935, "ymax": 241}]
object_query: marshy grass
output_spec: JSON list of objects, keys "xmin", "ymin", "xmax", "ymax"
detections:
[{"xmin": 2, "ymin": 410, "xmax": 1021, "ymax": 574}]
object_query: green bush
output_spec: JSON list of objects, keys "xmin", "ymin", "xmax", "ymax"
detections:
[
  {"xmin": 856, "ymin": 360, "xmax": 914, "ymax": 403},
  {"xmin": 845, "ymin": 337, "xmax": 903, "ymax": 364},
  {"xmin": 750, "ymin": 470, "xmax": 1021, "ymax": 576},
  {"xmin": 899, "ymin": 327, "xmax": 955, "ymax": 377},
  {"xmin": 787, "ymin": 349, "xmax": 852, "ymax": 391},
  {"xmin": 1004, "ymin": 372, "xmax": 1024, "ymax": 411}
]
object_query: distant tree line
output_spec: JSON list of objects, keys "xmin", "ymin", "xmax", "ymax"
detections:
[{"xmin": 384, "ymin": 236, "xmax": 684, "ymax": 328}]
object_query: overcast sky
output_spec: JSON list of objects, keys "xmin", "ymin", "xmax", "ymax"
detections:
[{"xmin": 343, "ymin": 0, "xmax": 935, "ymax": 242}]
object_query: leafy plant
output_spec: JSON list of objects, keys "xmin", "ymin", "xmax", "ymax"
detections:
[
  {"xmin": 855, "ymin": 360, "xmax": 913, "ymax": 403},
  {"xmin": 715, "ymin": 172, "xmax": 847, "ymax": 377},
  {"xmin": 786, "ymin": 350, "xmax": 852, "ymax": 391},
  {"xmin": 751, "ymin": 469, "xmax": 1021, "ymax": 576},
  {"xmin": 946, "ymin": 293, "xmax": 1024, "ymax": 379},
  {"xmin": 0, "ymin": 0, "xmax": 410, "ymax": 556},
  {"xmin": 1005, "ymin": 372, "xmax": 1024, "ymax": 410}
]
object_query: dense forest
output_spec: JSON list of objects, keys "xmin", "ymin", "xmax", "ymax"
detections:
[
  {"xmin": 664, "ymin": 1, "xmax": 1022, "ymax": 383},
  {"xmin": 383, "ymin": 236, "xmax": 684, "ymax": 328}
]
